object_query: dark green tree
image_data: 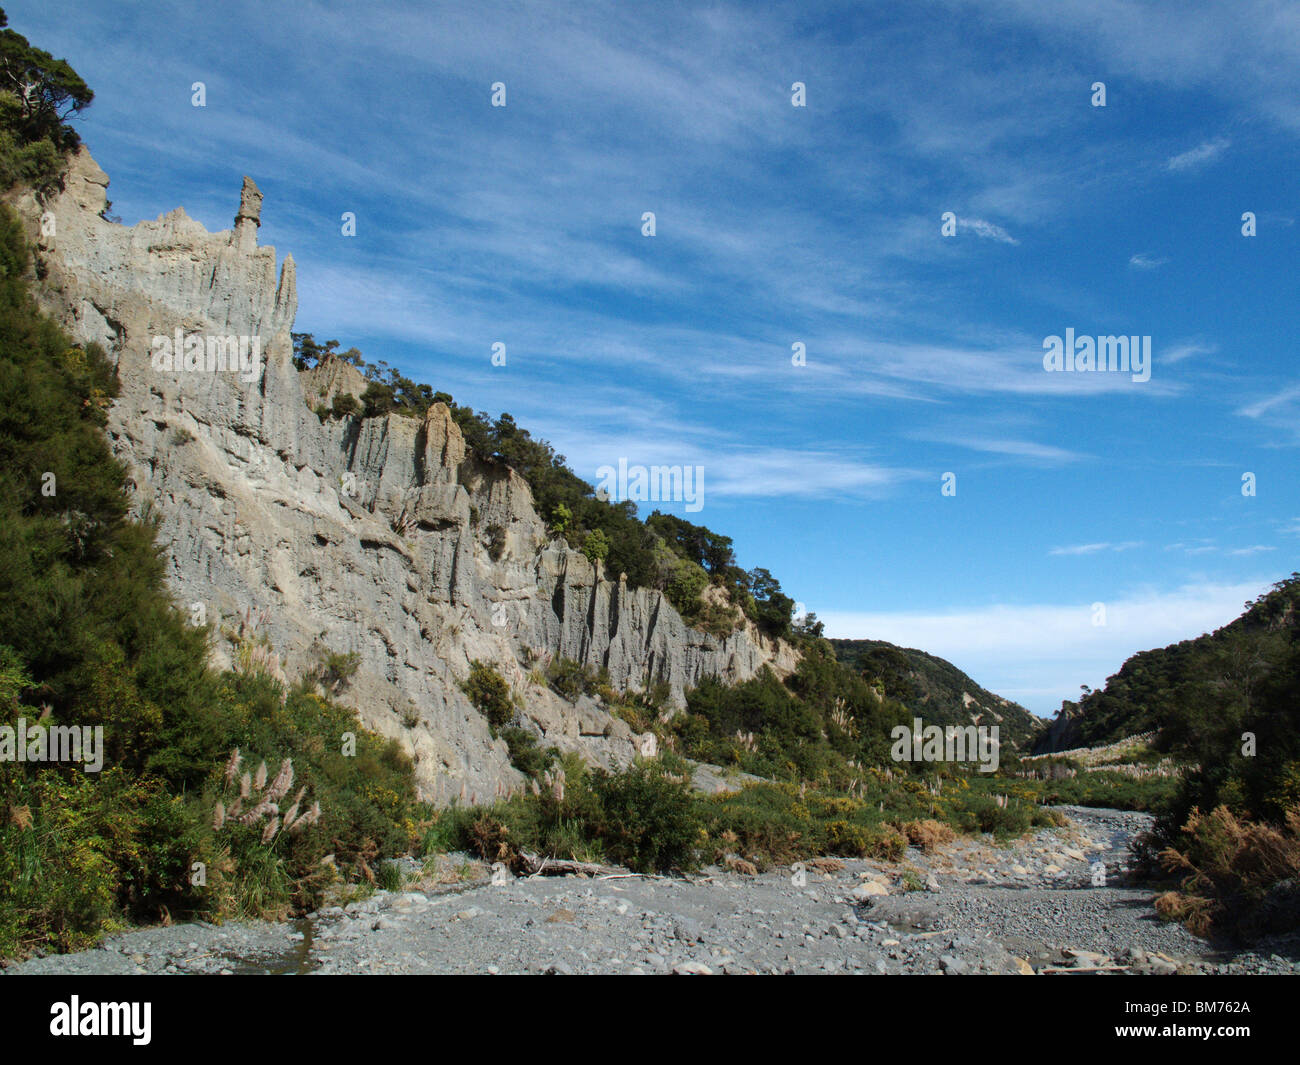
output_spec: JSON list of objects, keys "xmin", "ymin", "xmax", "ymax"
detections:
[{"xmin": 0, "ymin": 10, "xmax": 93, "ymax": 150}]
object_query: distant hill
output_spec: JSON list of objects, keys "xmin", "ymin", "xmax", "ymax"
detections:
[
  {"xmin": 829, "ymin": 639, "xmax": 1044, "ymax": 752},
  {"xmin": 1034, "ymin": 573, "xmax": 1300, "ymax": 755}
]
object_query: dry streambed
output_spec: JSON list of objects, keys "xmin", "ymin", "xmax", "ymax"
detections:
[{"xmin": 7, "ymin": 807, "xmax": 1297, "ymax": 976}]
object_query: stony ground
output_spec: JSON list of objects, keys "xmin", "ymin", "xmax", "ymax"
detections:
[{"xmin": 7, "ymin": 806, "xmax": 1298, "ymax": 976}]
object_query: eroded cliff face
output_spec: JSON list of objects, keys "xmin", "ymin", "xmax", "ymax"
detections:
[{"xmin": 9, "ymin": 148, "xmax": 799, "ymax": 801}]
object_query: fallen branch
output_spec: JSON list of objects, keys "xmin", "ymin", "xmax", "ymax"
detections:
[
  {"xmin": 598, "ymin": 872, "xmax": 669, "ymax": 881},
  {"xmin": 518, "ymin": 851, "xmax": 624, "ymax": 878}
]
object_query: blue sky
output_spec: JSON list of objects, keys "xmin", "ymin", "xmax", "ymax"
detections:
[{"xmin": 20, "ymin": 0, "xmax": 1298, "ymax": 714}]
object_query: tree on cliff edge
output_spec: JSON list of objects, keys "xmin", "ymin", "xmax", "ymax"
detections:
[
  {"xmin": 0, "ymin": 10, "xmax": 92, "ymax": 143},
  {"xmin": 0, "ymin": 8, "xmax": 93, "ymax": 191}
]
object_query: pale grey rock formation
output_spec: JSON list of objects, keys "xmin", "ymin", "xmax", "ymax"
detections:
[
  {"xmin": 8, "ymin": 148, "xmax": 800, "ymax": 802},
  {"xmin": 301, "ymin": 353, "xmax": 368, "ymax": 411}
]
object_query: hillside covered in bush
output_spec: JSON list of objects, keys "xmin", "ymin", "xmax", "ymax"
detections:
[
  {"xmin": 1037, "ymin": 575, "xmax": 1298, "ymax": 762},
  {"xmin": 831, "ymin": 638, "xmax": 1043, "ymax": 751}
]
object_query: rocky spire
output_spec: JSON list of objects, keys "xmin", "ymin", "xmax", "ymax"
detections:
[{"xmin": 233, "ymin": 176, "xmax": 263, "ymax": 249}]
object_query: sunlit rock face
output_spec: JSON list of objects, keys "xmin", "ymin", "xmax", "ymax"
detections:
[{"xmin": 10, "ymin": 149, "xmax": 798, "ymax": 802}]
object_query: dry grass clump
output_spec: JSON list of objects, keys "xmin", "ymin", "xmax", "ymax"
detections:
[
  {"xmin": 902, "ymin": 818, "xmax": 955, "ymax": 851},
  {"xmin": 1154, "ymin": 804, "xmax": 1300, "ymax": 940}
]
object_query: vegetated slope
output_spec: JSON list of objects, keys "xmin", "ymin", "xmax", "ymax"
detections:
[
  {"xmin": 1021, "ymin": 575, "xmax": 1300, "ymax": 942},
  {"xmin": 1034, "ymin": 574, "xmax": 1299, "ymax": 755},
  {"xmin": 830, "ymin": 639, "xmax": 1043, "ymax": 752}
]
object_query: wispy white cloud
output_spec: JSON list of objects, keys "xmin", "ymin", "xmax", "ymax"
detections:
[
  {"xmin": 956, "ymin": 0, "xmax": 1300, "ymax": 133},
  {"xmin": 1162, "ymin": 340, "xmax": 1217, "ymax": 364},
  {"xmin": 1238, "ymin": 384, "xmax": 1300, "ymax": 420},
  {"xmin": 1235, "ymin": 384, "xmax": 1300, "ymax": 444},
  {"xmin": 1166, "ymin": 541, "xmax": 1219, "ymax": 556},
  {"xmin": 957, "ymin": 217, "xmax": 1019, "ymax": 245},
  {"xmin": 807, "ymin": 336, "xmax": 1182, "ymax": 400},
  {"xmin": 1128, "ymin": 253, "xmax": 1168, "ymax": 269},
  {"xmin": 1050, "ymin": 541, "xmax": 1143, "ymax": 556},
  {"xmin": 517, "ymin": 419, "xmax": 921, "ymax": 504},
  {"xmin": 1165, "ymin": 137, "xmax": 1232, "ymax": 171},
  {"xmin": 702, "ymin": 449, "xmax": 914, "ymax": 500},
  {"xmin": 933, "ymin": 436, "xmax": 1081, "ymax": 463}
]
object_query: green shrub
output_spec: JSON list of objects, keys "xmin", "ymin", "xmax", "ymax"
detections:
[
  {"xmin": 694, "ymin": 598, "xmax": 741, "ymax": 637},
  {"xmin": 502, "ymin": 726, "xmax": 557, "ymax": 780},
  {"xmin": 331, "ymin": 392, "xmax": 361, "ymax": 418},
  {"xmin": 546, "ymin": 658, "xmax": 607, "ymax": 701},
  {"xmin": 460, "ymin": 661, "xmax": 515, "ymax": 730},
  {"xmin": 581, "ymin": 528, "xmax": 610, "ymax": 563},
  {"xmin": 360, "ymin": 381, "xmax": 395, "ymax": 417},
  {"xmin": 311, "ymin": 649, "xmax": 360, "ymax": 693},
  {"xmin": 665, "ymin": 558, "xmax": 708, "ymax": 618},
  {"xmin": 377, "ymin": 861, "xmax": 404, "ymax": 892},
  {"xmin": 825, "ymin": 819, "xmax": 870, "ymax": 857},
  {"xmin": 591, "ymin": 763, "xmax": 700, "ymax": 873}
]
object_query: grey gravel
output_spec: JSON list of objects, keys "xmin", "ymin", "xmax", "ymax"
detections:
[{"xmin": 5, "ymin": 807, "xmax": 1297, "ymax": 975}]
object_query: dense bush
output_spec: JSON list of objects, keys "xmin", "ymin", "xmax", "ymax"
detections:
[
  {"xmin": 1022, "ymin": 769, "xmax": 1177, "ymax": 813},
  {"xmin": 674, "ymin": 648, "xmax": 915, "ymax": 786},
  {"xmin": 331, "ymin": 391, "xmax": 360, "ymax": 418},
  {"xmin": 501, "ymin": 726, "xmax": 558, "ymax": 780},
  {"xmin": 430, "ymin": 755, "xmax": 698, "ymax": 873},
  {"xmin": 545, "ymin": 657, "xmax": 608, "ymax": 701},
  {"xmin": 590, "ymin": 762, "xmax": 700, "ymax": 872},
  {"xmin": 665, "ymin": 557, "xmax": 709, "ymax": 619}
]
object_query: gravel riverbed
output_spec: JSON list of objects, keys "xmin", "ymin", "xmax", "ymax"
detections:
[{"xmin": 7, "ymin": 806, "xmax": 1297, "ymax": 976}]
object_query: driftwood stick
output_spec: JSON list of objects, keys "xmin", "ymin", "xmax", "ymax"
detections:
[
  {"xmin": 598, "ymin": 872, "xmax": 668, "ymax": 881},
  {"xmin": 518, "ymin": 851, "xmax": 623, "ymax": 877}
]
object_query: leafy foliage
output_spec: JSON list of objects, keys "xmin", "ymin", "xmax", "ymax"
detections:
[
  {"xmin": 590, "ymin": 762, "xmax": 700, "ymax": 872},
  {"xmin": 0, "ymin": 9, "xmax": 92, "ymax": 193},
  {"xmin": 429, "ymin": 757, "xmax": 700, "ymax": 874},
  {"xmin": 545, "ymin": 657, "xmax": 610, "ymax": 702},
  {"xmin": 1039, "ymin": 575, "xmax": 1300, "ymax": 837},
  {"xmin": 674, "ymin": 645, "xmax": 914, "ymax": 784}
]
